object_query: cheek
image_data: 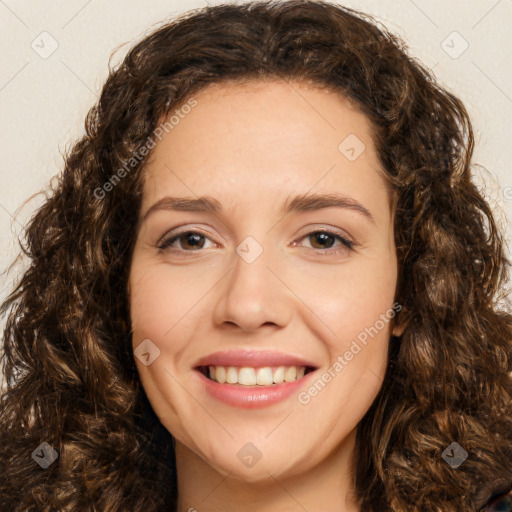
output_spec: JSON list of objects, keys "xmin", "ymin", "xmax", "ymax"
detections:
[
  {"xmin": 288, "ymin": 253, "xmax": 398, "ymax": 343},
  {"xmin": 129, "ymin": 244, "xmax": 398, "ymax": 345},
  {"xmin": 129, "ymin": 262, "xmax": 203, "ymax": 336}
]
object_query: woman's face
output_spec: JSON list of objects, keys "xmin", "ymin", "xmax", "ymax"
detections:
[{"xmin": 128, "ymin": 79, "xmax": 399, "ymax": 482}]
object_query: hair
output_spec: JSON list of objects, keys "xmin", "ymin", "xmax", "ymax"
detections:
[{"xmin": 1, "ymin": 1, "xmax": 511, "ymax": 510}]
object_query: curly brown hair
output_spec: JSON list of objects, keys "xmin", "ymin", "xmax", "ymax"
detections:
[{"xmin": 1, "ymin": 1, "xmax": 512, "ymax": 511}]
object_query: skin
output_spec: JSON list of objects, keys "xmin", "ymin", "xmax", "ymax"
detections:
[{"xmin": 128, "ymin": 79, "xmax": 400, "ymax": 512}]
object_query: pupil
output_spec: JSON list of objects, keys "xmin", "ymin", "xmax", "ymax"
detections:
[
  {"xmin": 312, "ymin": 232, "xmax": 334, "ymax": 249},
  {"xmin": 179, "ymin": 232, "xmax": 337, "ymax": 251},
  {"xmin": 183, "ymin": 233, "xmax": 204, "ymax": 249}
]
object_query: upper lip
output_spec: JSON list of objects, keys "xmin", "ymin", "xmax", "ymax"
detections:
[{"xmin": 194, "ymin": 349, "xmax": 318, "ymax": 369}]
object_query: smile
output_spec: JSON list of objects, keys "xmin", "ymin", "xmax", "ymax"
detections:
[
  {"xmin": 192, "ymin": 349, "xmax": 319, "ymax": 408},
  {"xmin": 194, "ymin": 367, "xmax": 318, "ymax": 408},
  {"xmin": 197, "ymin": 365, "xmax": 314, "ymax": 385}
]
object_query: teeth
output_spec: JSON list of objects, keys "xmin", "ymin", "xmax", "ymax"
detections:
[
  {"xmin": 205, "ymin": 365, "xmax": 309, "ymax": 385},
  {"xmin": 226, "ymin": 366, "xmax": 238, "ymax": 384},
  {"xmin": 256, "ymin": 367, "xmax": 273, "ymax": 386},
  {"xmin": 239, "ymin": 367, "xmax": 256, "ymax": 385},
  {"xmin": 215, "ymin": 366, "xmax": 226, "ymax": 384},
  {"xmin": 273, "ymin": 366, "xmax": 284, "ymax": 384},
  {"xmin": 284, "ymin": 366, "xmax": 296, "ymax": 382}
]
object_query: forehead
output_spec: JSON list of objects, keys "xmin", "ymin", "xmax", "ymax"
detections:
[{"xmin": 141, "ymin": 79, "xmax": 391, "ymax": 223}]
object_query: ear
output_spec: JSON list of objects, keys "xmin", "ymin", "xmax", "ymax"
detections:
[
  {"xmin": 392, "ymin": 322, "xmax": 405, "ymax": 337},
  {"xmin": 391, "ymin": 307, "xmax": 406, "ymax": 337}
]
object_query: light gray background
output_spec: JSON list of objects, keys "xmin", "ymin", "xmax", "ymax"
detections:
[{"xmin": 1, "ymin": 0, "xmax": 511, "ymax": 318}]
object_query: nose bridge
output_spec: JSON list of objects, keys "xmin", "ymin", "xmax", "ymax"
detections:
[{"xmin": 213, "ymin": 233, "xmax": 290, "ymax": 330}]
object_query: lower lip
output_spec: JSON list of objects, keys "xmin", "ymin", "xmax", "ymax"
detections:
[{"xmin": 194, "ymin": 369, "xmax": 315, "ymax": 409}]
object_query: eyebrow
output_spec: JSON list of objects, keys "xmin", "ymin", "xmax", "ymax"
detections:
[{"xmin": 141, "ymin": 192, "xmax": 376, "ymax": 225}]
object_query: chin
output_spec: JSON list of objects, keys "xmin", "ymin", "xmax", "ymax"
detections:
[{"xmin": 204, "ymin": 445, "xmax": 309, "ymax": 484}]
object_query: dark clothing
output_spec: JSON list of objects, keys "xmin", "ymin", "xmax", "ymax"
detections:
[{"xmin": 481, "ymin": 488, "xmax": 512, "ymax": 511}]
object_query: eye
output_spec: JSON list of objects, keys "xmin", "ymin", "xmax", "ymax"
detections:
[
  {"xmin": 294, "ymin": 230, "xmax": 355, "ymax": 254},
  {"xmin": 157, "ymin": 230, "xmax": 215, "ymax": 252},
  {"xmin": 157, "ymin": 228, "xmax": 355, "ymax": 255}
]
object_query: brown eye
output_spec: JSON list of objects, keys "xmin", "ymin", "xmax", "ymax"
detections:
[
  {"xmin": 176, "ymin": 232, "xmax": 206, "ymax": 250},
  {"xmin": 298, "ymin": 230, "xmax": 354, "ymax": 252},
  {"xmin": 309, "ymin": 232, "xmax": 337, "ymax": 249},
  {"xmin": 158, "ymin": 231, "xmax": 212, "ymax": 251}
]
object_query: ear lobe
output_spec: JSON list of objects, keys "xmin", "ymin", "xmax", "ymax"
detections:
[
  {"xmin": 391, "ymin": 311, "xmax": 406, "ymax": 337},
  {"xmin": 390, "ymin": 303, "xmax": 406, "ymax": 337},
  {"xmin": 392, "ymin": 323, "xmax": 405, "ymax": 337}
]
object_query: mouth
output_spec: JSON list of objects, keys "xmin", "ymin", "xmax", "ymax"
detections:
[{"xmin": 195, "ymin": 365, "xmax": 317, "ymax": 386}]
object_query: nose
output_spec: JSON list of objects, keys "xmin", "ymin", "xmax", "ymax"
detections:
[{"xmin": 212, "ymin": 244, "xmax": 293, "ymax": 333}]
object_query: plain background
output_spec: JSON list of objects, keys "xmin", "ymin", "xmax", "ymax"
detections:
[{"xmin": 1, "ymin": 0, "xmax": 511, "ymax": 335}]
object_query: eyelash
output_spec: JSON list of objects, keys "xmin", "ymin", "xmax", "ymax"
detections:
[{"xmin": 157, "ymin": 228, "xmax": 355, "ymax": 255}]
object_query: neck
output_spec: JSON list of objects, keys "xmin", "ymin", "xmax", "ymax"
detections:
[{"xmin": 175, "ymin": 429, "xmax": 362, "ymax": 512}]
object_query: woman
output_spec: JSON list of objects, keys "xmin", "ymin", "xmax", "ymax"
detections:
[{"xmin": 1, "ymin": 1, "xmax": 511, "ymax": 510}]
